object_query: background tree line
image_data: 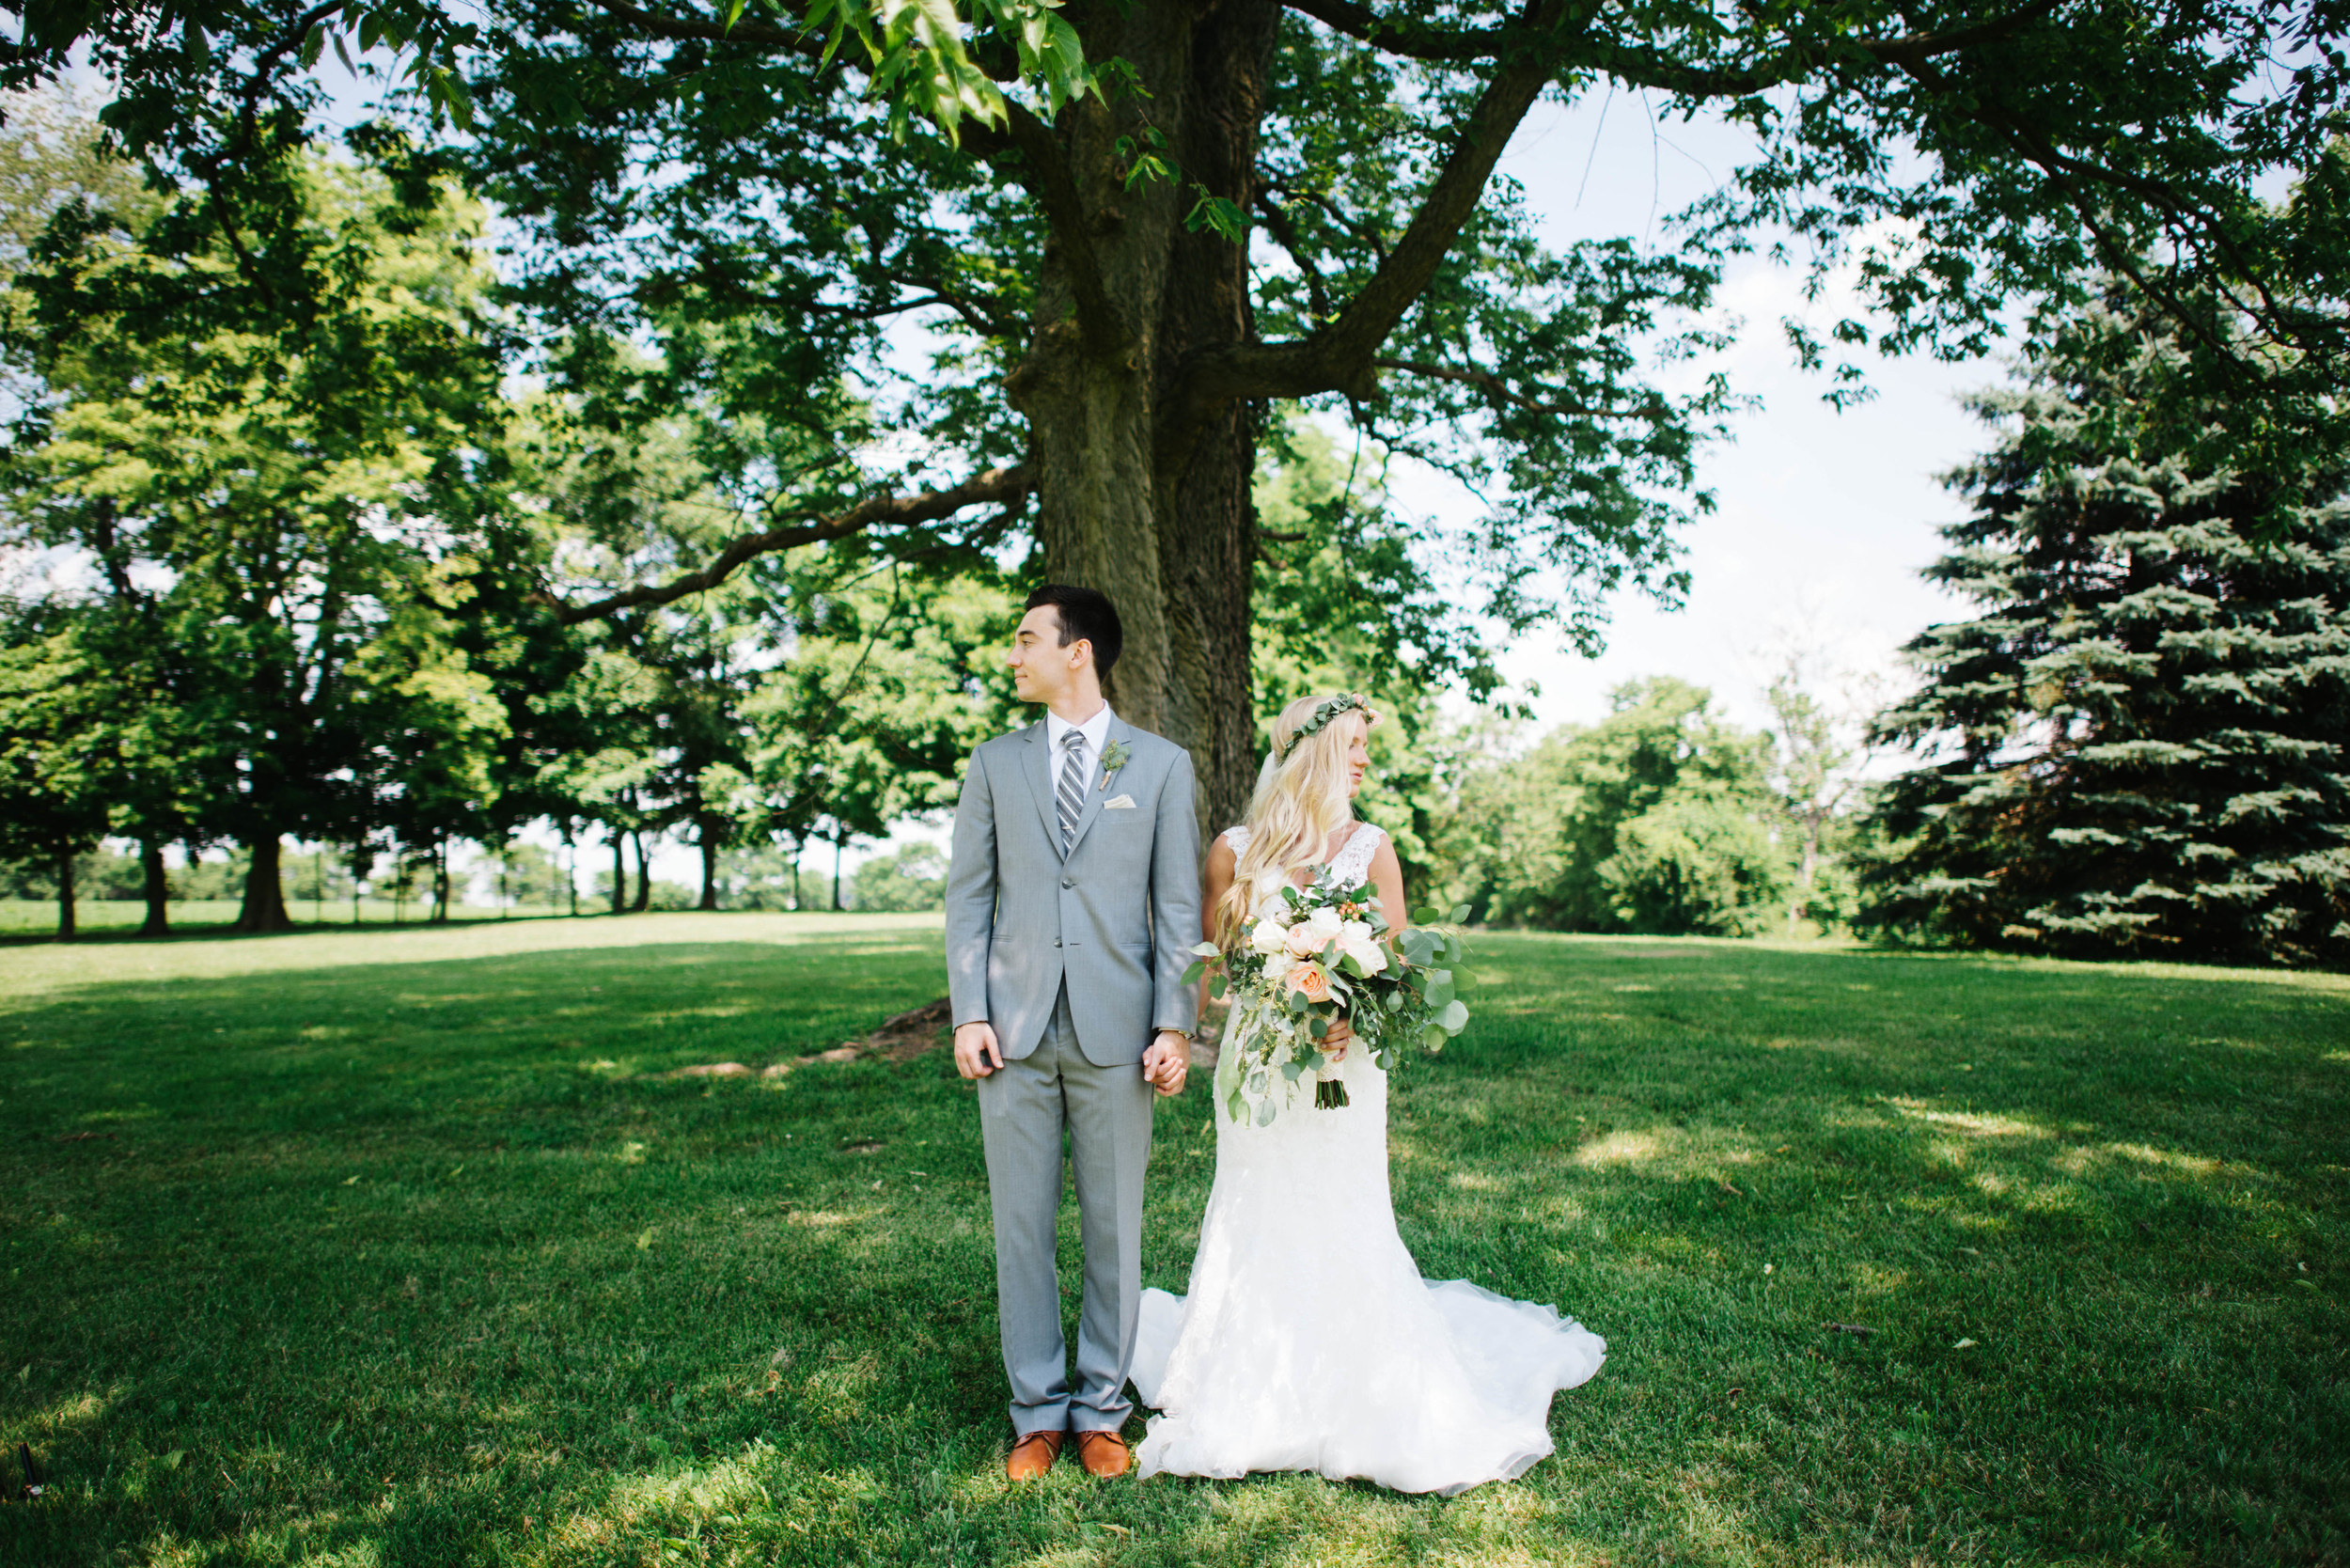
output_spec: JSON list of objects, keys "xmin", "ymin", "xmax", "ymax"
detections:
[{"xmin": 1, "ymin": 31, "xmax": 2342, "ymax": 967}]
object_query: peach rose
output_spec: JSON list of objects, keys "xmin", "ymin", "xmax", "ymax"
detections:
[
  {"xmin": 1288, "ymin": 962, "xmax": 1332, "ymax": 1003},
  {"xmin": 1283, "ymin": 922, "xmax": 1323, "ymax": 958}
]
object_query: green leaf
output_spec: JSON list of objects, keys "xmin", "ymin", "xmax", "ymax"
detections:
[
  {"xmin": 1438, "ymin": 999, "xmax": 1469, "ymax": 1032},
  {"xmin": 1209, "ymin": 972, "xmax": 1228, "ymax": 1000},
  {"xmin": 1424, "ymin": 974, "xmax": 1455, "ymax": 1010},
  {"xmin": 1183, "ymin": 185, "xmax": 1247, "ymax": 243},
  {"xmin": 1447, "ymin": 903, "xmax": 1472, "ymax": 924},
  {"xmin": 1179, "ymin": 960, "xmax": 1205, "ymax": 986},
  {"xmin": 1412, "ymin": 905, "xmax": 1440, "ymax": 925}
]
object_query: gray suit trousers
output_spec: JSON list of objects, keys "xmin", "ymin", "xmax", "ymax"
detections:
[{"xmin": 976, "ymin": 981, "xmax": 1155, "ymax": 1435}]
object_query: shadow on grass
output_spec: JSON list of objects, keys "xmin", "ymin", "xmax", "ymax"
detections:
[{"xmin": 2, "ymin": 930, "xmax": 2344, "ymax": 1565}]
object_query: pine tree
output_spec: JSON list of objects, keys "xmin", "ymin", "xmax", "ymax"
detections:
[{"xmin": 1860, "ymin": 298, "xmax": 2350, "ymax": 967}]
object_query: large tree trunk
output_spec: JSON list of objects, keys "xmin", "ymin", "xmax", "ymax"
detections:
[
  {"xmin": 139, "ymin": 838, "xmax": 170, "ymax": 937},
  {"xmin": 238, "ymin": 834, "xmax": 291, "ymax": 933},
  {"xmin": 55, "ymin": 841, "xmax": 76, "ymax": 941},
  {"xmin": 1009, "ymin": 0, "xmax": 1279, "ymax": 832},
  {"xmin": 697, "ymin": 821, "xmax": 719, "ymax": 911},
  {"xmin": 631, "ymin": 829, "xmax": 651, "ymax": 912},
  {"xmin": 611, "ymin": 829, "xmax": 627, "ymax": 915}
]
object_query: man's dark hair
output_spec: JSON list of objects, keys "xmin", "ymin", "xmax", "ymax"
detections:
[{"xmin": 1025, "ymin": 584, "xmax": 1122, "ymax": 680}]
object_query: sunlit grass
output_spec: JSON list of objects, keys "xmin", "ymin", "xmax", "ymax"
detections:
[{"xmin": 3, "ymin": 917, "xmax": 2344, "ymax": 1565}]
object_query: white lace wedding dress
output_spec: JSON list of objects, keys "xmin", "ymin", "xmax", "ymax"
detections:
[{"xmin": 1130, "ymin": 822, "xmax": 1606, "ymax": 1495}]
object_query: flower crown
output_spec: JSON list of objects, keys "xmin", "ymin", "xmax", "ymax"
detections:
[{"xmin": 1274, "ymin": 693, "xmax": 1371, "ymax": 763}]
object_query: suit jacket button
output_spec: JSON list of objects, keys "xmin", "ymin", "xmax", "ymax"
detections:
[
  {"xmin": 1053, "ymin": 937, "xmax": 1063, "ymax": 948},
  {"xmin": 1061, "ymin": 877, "xmax": 1074, "ymax": 888}
]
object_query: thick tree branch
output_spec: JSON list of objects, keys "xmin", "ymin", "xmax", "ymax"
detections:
[
  {"xmin": 1373, "ymin": 356, "xmax": 1651, "ymax": 419},
  {"xmin": 552, "ymin": 463, "xmax": 1032, "ymax": 622},
  {"xmin": 1588, "ymin": 0, "xmax": 2066, "ymax": 97},
  {"xmin": 1279, "ymin": 0, "xmax": 1518, "ymax": 61},
  {"xmin": 1164, "ymin": 0, "xmax": 1574, "ymax": 433},
  {"xmin": 1286, "ymin": 0, "xmax": 2067, "ymax": 87}
]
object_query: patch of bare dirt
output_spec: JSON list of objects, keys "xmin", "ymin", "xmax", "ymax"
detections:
[
  {"xmin": 661, "ymin": 996, "xmax": 956, "ymax": 1081},
  {"xmin": 861, "ymin": 996, "xmax": 954, "ymax": 1062}
]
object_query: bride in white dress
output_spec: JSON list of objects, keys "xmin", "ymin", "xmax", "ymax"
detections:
[{"xmin": 1130, "ymin": 692, "xmax": 1606, "ymax": 1495}]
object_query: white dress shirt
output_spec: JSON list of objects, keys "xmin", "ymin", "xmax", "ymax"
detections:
[{"xmin": 1044, "ymin": 703, "xmax": 1115, "ymax": 788}]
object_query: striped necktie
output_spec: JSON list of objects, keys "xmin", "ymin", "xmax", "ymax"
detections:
[{"xmin": 1057, "ymin": 729, "xmax": 1087, "ymax": 852}]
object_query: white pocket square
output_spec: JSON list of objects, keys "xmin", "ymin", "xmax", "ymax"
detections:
[{"xmin": 1103, "ymin": 794, "xmax": 1136, "ymax": 810}]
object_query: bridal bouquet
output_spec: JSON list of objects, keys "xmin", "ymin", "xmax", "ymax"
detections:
[{"xmin": 1183, "ymin": 872, "xmax": 1473, "ymax": 1126}]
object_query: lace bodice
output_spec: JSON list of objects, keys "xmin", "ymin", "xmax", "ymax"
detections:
[{"xmin": 1220, "ymin": 820, "xmax": 1385, "ymax": 890}]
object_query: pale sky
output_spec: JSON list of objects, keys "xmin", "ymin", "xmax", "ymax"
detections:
[{"xmin": 1411, "ymin": 92, "xmax": 1988, "ymax": 736}]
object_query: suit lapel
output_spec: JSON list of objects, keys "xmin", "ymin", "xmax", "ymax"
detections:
[
  {"xmin": 1060, "ymin": 714, "xmax": 1127, "ymax": 860},
  {"xmin": 1022, "ymin": 720, "xmax": 1065, "ymax": 853}
]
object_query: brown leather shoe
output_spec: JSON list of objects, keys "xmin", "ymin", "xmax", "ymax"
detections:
[
  {"xmin": 1006, "ymin": 1429, "xmax": 1063, "ymax": 1482},
  {"xmin": 1073, "ymin": 1429, "xmax": 1131, "ymax": 1478}
]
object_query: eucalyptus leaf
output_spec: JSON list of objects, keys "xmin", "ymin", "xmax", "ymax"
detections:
[{"xmin": 1438, "ymin": 999, "xmax": 1469, "ymax": 1032}]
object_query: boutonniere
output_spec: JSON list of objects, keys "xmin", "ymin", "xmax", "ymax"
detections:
[{"xmin": 1098, "ymin": 739, "xmax": 1133, "ymax": 792}]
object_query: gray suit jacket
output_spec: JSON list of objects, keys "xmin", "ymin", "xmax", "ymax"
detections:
[{"xmin": 945, "ymin": 713, "xmax": 1202, "ymax": 1066}]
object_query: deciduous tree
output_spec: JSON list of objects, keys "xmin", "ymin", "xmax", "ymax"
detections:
[{"xmin": 24, "ymin": 0, "xmax": 2339, "ymax": 827}]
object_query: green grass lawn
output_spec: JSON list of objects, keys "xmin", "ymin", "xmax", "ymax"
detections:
[{"xmin": 3, "ymin": 916, "xmax": 2344, "ymax": 1566}]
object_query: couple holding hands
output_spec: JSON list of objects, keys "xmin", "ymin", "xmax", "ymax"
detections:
[{"xmin": 946, "ymin": 584, "xmax": 1604, "ymax": 1495}]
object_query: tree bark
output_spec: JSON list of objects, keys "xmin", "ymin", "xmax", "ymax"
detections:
[
  {"xmin": 631, "ymin": 829, "xmax": 650, "ymax": 911},
  {"xmin": 831, "ymin": 831, "xmax": 844, "ymax": 912},
  {"xmin": 139, "ymin": 838, "xmax": 170, "ymax": 937},
  {"xmin": 55, "ymin": 842, "xmax": 76, "ymax": 941},
  {"xmin": 611, "ymin": 829, "xmax": 627, "ymax": 914},
  {"xmin": 238, "ymin": 834, "xmax": 291, "ymax": 933},
  {"xmin": 1007, "ymin": 0, "xmax": 1282, "ymax": 831},
  {"xmin": 697, "ymin": 821, "xmax": 720, "ymax": 911}
]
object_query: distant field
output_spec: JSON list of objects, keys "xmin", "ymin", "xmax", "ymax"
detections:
[{"xmin": 3, "ymin": 915, "xmax": 2344, "ymax": 1566}]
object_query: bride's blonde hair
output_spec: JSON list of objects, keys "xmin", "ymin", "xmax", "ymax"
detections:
[{"xmin": 1212, "ymin": 693, "xmax": 1381, "ymax": 946}]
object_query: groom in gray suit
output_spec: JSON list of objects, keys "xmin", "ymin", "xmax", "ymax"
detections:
[{"xmin": 947, "ymin": 584, "xmax": 1201, "ymax": 1482}]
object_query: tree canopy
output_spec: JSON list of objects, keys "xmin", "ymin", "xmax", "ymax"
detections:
[{"xmin": 4, "ymin": 0, "xmax": 2339, "ymax": 826}]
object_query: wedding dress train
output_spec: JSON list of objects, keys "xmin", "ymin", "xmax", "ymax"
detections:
[{"xmin": 1129, "ymin": 823, "xmax": 1606, "ymax": 1495}]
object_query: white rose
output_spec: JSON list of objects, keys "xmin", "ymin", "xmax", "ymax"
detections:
[
  {"xmin": 1262, "ymin": 951, "xmax": 1294, "ymax": 984},
  {"xmin": 1336, "ymin": 923, "xmax": 1387, "ymax": 975},
  {"xmin": 1293, "ymin": 907, "xmax": 1342, "ymax": 947},
  {"xmin": 1248, "ymin": 917, "xmax": 1290, "ymax": 956}
]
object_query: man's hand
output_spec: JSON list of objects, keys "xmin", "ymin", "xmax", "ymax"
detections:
[
  {"xmin": 953, "ymin": 1021, "xmax": 1004, "ymax": 1079},
  {"xmin": 1142, "ymin": 1030, "xmax": 1191, "ymax": 1096}
]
